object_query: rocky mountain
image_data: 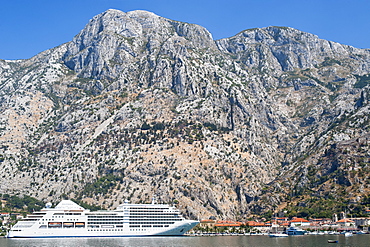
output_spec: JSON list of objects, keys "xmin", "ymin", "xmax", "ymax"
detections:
[{"xmin": 0, "ymin": 9, "xmax": 369, "ymax": 219}]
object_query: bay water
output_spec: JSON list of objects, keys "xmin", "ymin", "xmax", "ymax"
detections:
[{"xmin": 1, "ymin": 234, "xmax": 369, "ymax": 247}]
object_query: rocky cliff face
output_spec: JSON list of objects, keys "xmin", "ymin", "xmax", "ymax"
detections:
[{"xmin": 0, "ymin": 9, "xmax": 369, "ymax": 219}]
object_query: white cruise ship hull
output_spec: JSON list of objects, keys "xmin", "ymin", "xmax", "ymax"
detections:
[
  {"xmin": 8, "ymin": 220, "xmax": 198, "ymax": 238},
  {"xmin": 7, "ymin": 200, "xmax": 199, "ymax": 238}
]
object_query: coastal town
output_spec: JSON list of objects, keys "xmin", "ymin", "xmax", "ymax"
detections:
[{"xmin": 194, "ymin": 211, "xmax": 370, "ymax": 235}]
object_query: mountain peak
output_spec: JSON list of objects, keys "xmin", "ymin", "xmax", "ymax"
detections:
[
  {"xmin": 62, "ymin": 8, "xmax": 216, "ymax": 80},
  {"xmin": 126, "ymin": 9, "xmax": 160, "ymax": 19},
  {"xmin": 100, "ymin": 9, "xmax": 160, "ymax": 20},
  {"xmin": 103, "ymin": 8, "xmax": 124, "ymax": 14}
]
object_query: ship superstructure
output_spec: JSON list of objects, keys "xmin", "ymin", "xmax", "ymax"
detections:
[{"xmin": 7, "ymin": 200, "xmax": 199, "ymax": 238}]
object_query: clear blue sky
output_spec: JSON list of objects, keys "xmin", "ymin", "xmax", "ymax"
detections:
[{"xmin": 0, "ymin": 0, "xmax": 369, "ymax": 60}]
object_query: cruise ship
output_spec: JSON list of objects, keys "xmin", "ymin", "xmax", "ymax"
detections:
[{"xmin": 7, "ymin": 199, "xmax": 199, "ymax": 238}]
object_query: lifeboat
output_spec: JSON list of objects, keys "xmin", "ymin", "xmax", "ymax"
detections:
[
  {"xmin": 75, "ymin": 222, "xmax": 85, "ymax": 228},
  {"xmin": 63, "ymin": 222, "xmax": 74, "ymax": 228},
  {"xmin": 48, "ymin": 222, "xmax": 62, "ymax": 228}
]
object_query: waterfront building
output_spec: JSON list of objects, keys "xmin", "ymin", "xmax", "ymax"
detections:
[
  {"xmin": 214, "ymin": 220, "xmax": 242, "ymax": 227},
  {"xmin": 246, "ymin": 221, "xmax": 270, "ymax": 233},
  {"xmin": 199, "ymin": 219, "xmax": 216, "ymax": 228},
  {"xmin": 290, "ymin": 217, "xmax": 310, "ymax": 227},
  {"xmin": 337, "ymin": 218, "xmax": 355, "ymax": 227}
]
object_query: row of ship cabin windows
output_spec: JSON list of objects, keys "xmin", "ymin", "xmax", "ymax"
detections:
[
  {"xmin": 85, "ymin": 228, "xmax": 162, "ymax": 232},
  {"xmin": 43, "ymin": 225, "xmax": 142, "ymax": 229},
  {"xmin": 85, "ymin": 225, "xmax": 170, "ymax": 231}
]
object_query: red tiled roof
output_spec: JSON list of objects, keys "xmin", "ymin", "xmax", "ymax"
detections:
[
  {"xmin": 215, "ymin": 220, "xmax": 242, "ymax": 227},
  {"xmin": 247, "ymin": 221, "xmax": 266, "ymax": 227},
  {"xmin": 291, "ymin": 217, "xmax": 309, "ymax": 222},
  {"xmin": 280, "ymin": 222, "xmax": 290, "ymax": 226},
  {"xmin": 337, "ymin": 218, "xmax": 354, "ymax": 223},
  {"xmin": 215, "ymin": 223, "xmax": 241, "ymax": 227}
]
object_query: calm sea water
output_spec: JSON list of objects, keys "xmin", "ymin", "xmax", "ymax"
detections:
[{"xmin": 1, "ymin": 234, "xmax": 369, "ymax": 247}]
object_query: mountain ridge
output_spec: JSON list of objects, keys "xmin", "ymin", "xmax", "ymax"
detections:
[{"xmin": 0, "ymin": 9, "xmax": 369, "ymax": 219}]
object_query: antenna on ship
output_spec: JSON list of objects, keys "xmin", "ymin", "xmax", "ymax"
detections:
[{"xmin": 151, "ymin": 196, "xmax": 157, "ymax": 205}]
